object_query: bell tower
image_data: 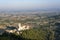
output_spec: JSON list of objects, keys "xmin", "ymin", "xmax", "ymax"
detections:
[{"xmin": 18, "ymin": 23, "xmax": 21, "ymax": 31}]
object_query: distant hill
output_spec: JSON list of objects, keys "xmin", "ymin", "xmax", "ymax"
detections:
[{"xmin": 0, "ymin": 8, "xmax": 60, "ymax": 17}]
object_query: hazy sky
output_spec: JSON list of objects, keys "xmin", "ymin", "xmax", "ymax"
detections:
[{"xmin": 0, "ymin": 0, "xmax": 60, "ymax": 10}]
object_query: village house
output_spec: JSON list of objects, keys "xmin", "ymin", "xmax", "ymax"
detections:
[{"xmin": 0, "ymin": 23, "xmax": 30, "ymax": 35}]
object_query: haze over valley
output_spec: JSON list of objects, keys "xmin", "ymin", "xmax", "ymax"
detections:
[{"xmin": 0, "ymin": 0, "xmax": 60, "ymax": 40}]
